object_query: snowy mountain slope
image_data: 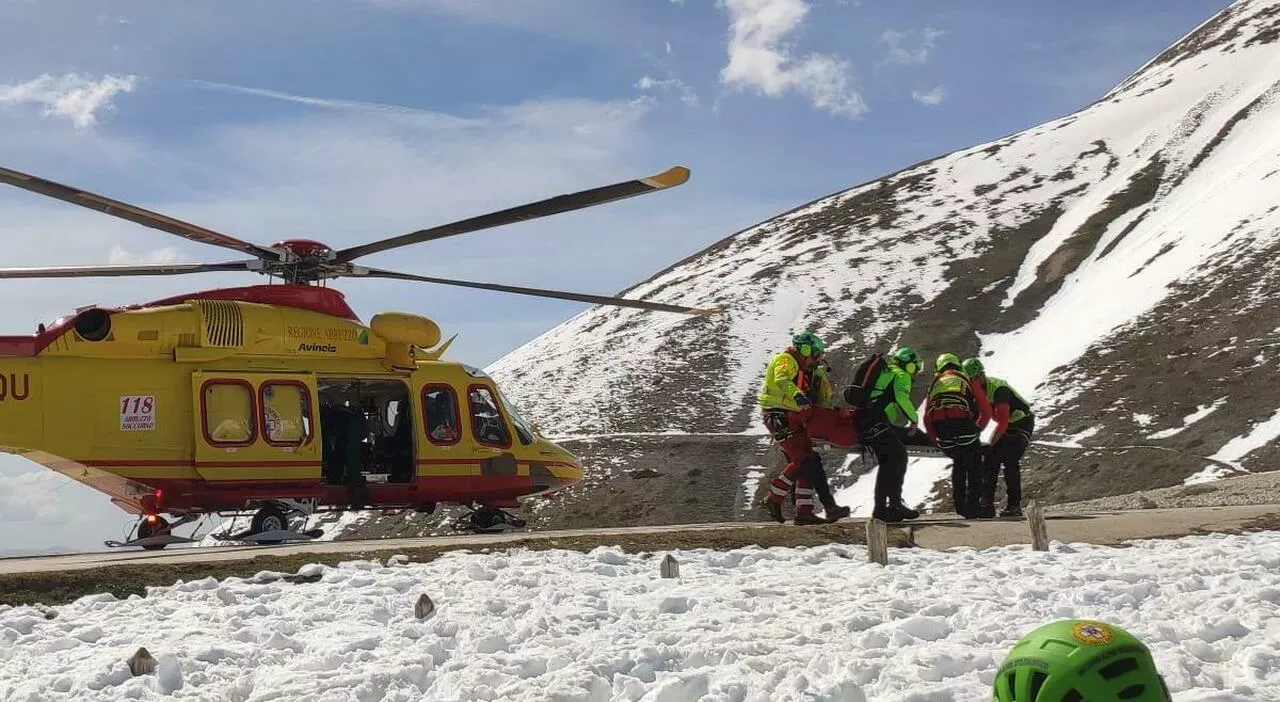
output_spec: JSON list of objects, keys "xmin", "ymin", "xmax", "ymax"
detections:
[{"xmin": 485, "ymin": 0, "xmax": 1280, "ymax": 522}]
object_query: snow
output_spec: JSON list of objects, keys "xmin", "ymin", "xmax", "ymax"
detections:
[
  {"xmin": 1183, "ymin": 465, "xmax": 1233, "ymax": 485},
  {"xmin": 4, "ymin": 532, "xmax": 1280, "ymax": 700},
  {"xmin": 1132, "ymin": 412, "xmax": 1155, "ymax": 427},
  {"xmin": 1051, "ymin": 426, "xmax": 1102, "ymax": 448},
  {"xmin": 740, "ymin": 465, "xmax": 767, "ymax": 508},
  {"xmin": 1210, "ymin": 405, "xmax": 1280, "ymax": 466},
  {"xmin": 834, "ymin": 456, "xmax": 953, "ymax": 515},
  {"xmin": 1148, "ymin": 398, "xmax": 1229, "ymax": 440}
]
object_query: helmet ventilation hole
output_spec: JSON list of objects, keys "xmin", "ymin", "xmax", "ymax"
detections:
[
  {"xmin": 1028, "ymin": 672, "xmax": 1047, "ymax": 700},
  {"xmin": 1060, "ymin": 690, "xmax": 1083, "ymax": 702},
  {"xmin": 1100, "ymin": 657, "xmax": 1140, "ymax": 680},
  {"xmin": 1118, "ymin": 684, "xmax": 1146, "ymax": 699}
]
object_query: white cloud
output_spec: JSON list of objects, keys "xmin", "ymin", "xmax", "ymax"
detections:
[
  {"xmin": 636, "ymin": 75, "xmax": 699, "ymax": 106},
  {"xmin": 0, "ymin": 73, "xmax": 137, "ymax": 130},
  {"xmin": 880, "ymin": 28, "xmax": 945, "ymax": 66},
  {"xmin": 188, "ymin": 80, "xmax": 482, "ymax": 130},
  {"xmin": 912, "ymin": 86, "xmax": 946, "ymax": 106},
  {"xmin": 718, "ymin": 0, "xmax": 867, "ymax": 118}
]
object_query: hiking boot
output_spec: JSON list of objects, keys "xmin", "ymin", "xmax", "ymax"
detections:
[
  {"xmin": 760, "ymin": 498, "xmax": 784, "ymax": 524},
  {"xmin": 823, "ymin": 505, "xmax": 851, "ymax": 523},
  {"xmin": 975, "ymin": 504, "xmax": 997, "ymax": 519},
  {"xmin": 872, "ymin": 504, "xmax": 903, "ymax": 523},
  {"xmin": 794, "ymin": 513, "xmax": 826, "ymax": 526},
  {"xmin": 1001, "ymin": 505, "xmax": 1023, "ymax": 518},
  {"xmin": 890, "ymin": 500, "xmax": 920, "ymax": 520}
]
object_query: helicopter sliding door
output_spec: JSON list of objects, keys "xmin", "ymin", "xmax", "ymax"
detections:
[{"xmin": 191, "ymin": 371, "xmax": 322, "ymax": 484}]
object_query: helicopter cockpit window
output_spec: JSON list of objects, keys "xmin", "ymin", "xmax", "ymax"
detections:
[
  {"xmin": 261, "ymin": 381, "xmax": 312, "ymax": 446},
  {"xmin": 498, "ymin": 392, "xmax": 535, "ymax": 446},
  {"xmin": 422, "ymin": 385, "xmax": 461, "ymax": 445},
  {"xmin": 203, "ymin": 380, "xmax": 255, "ymax": 446},
  {"xmin": 467, "ymin": 385, "xmax": 511, "ymax": 447}
]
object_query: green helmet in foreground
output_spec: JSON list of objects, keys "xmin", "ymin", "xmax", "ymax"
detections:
[
  {"xmin": 993, "ymin": 619, "xmax": 1171, "ymax": 701},
  {"xmin": 962, "ymin": 357, "xmax": 985, "ymax": 378},
  {"xmin": 935, "ymin": 352, "xmax": 962, "ymax": 373}
]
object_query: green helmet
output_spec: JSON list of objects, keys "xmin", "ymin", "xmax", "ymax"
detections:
[
  {"xmin": 993, "ymin": 620, "xmax": 1171, "ymax": 701},
  {"xmin": 791, "ymin": 330, "xmax": 825, "ymax": 358},
  {"xmin": 891, "ymin": 346, "xmax": 921, "ymax": 371},
  {"xmin": 962, "ymin": 357, "xmax": 985, "ymax": 378},
  {"xmin": 935, "ymin": 352, "xmax": 962, "ymax": 373}
]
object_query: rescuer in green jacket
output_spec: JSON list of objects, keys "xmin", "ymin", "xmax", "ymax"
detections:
[
  {"xmin": 964, "ymin": 357, "xmax": 1035, "ymax": 517},
  {"xmin": 924, "ymin": 353, "xmax": 992, "ymax": 517},
  {"xmin": 857, "ymin": 347, "xmax": 926, "ymax": 522}
]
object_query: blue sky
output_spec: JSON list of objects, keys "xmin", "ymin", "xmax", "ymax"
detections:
[{"xmin": 0, "ymin": 0, "xmax": 1230, "ymax": 553}]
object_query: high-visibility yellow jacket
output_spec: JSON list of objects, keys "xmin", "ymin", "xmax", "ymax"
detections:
[{"xmin": 759, "ymin": 350, "xmax": 833, "ymax": 411}]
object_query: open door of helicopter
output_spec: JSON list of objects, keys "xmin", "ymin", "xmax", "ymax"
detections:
[
  {"xmin": 315, "ymin": 377, "xmax": 415, "ymax": 485},
  {"xmin": 191, "ymin": 371, "xmax": 322, "ymax": 483}
]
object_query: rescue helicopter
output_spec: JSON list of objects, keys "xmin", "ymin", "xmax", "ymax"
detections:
[{"xmin": 0, "ymin": 162, "xmax": 712, "ymax": 549}]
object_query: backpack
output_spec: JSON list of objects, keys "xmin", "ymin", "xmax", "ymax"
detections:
[{"xmin": 842, "ymin": 352, "xmax": 889, "ymax": 408}]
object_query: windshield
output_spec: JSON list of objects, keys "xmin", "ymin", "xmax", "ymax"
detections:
[{"xmin": 497, "ymin": 390, "xmax": 537, "ymax": 445}]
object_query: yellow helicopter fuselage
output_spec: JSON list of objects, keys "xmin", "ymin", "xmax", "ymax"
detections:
[{"xmin": 0, "ymin": 284, "xmax": 581, "ymax": 518}]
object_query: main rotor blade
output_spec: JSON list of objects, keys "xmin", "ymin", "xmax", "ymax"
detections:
[
  {"xmin": 0, "ymin": 260, "xmax": 258, "ymax": 279},
  {"xmin": 336, "ymin": 165, "xmax": 691, "ymax": 262},
  {"xmin": 0, "ymin": 165, "xmax": 281, "ymax": 261},
  {"xmin": 354, "ymin": 266, "xmax": 719, "ymax": 316}
]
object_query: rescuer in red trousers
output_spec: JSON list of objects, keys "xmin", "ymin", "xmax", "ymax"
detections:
[{"xmin": 757, "ymin": 331, "xmax": 856, "ymax": 525}]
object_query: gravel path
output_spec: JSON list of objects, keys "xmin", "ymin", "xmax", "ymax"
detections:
[{"xmin": 1051, "ymin": 470, "xmax": 1280, "ymax": 512}]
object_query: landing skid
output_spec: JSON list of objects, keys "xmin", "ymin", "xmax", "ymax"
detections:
[
  {"xmin": 105, "ymin": 513, "xmax": 200, "ymax": 551},
  {"xmin": 452, "ymin": 505, "xmax": 528, "ymax": 534},
  {"xmin": 207, "ymin": 527, "xmax": 325, "ymax": 544},
  {"xmin": 106, "ymin": 500, "xmax": 326, "ymax": 550},
  {"xmin": 104, "ymin": 533, "xmax": 200, "ymax": 549}
]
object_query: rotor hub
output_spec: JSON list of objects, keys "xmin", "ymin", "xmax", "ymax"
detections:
[
  {"xmin": 273, "ymin": 239, "xmax": 334, "ymax": 260},
  {"xmin": 268, "ymin": 240, "xmax": 339, "ymax": 283}
]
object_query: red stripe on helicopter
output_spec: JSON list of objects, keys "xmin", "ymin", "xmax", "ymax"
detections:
[{"xmin": 62, "ymin": 458, "xmax": 575, "ymax": 469}]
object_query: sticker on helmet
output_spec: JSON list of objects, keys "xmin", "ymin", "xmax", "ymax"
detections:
[{"xmin": 1071, "ymin": 621, "xmax": 1115, "ymax": 646}]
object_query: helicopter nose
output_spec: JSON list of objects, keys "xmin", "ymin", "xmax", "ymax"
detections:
[{"xmin": 532, "ymin": 439, "xmax": 584, "ymax": 489}]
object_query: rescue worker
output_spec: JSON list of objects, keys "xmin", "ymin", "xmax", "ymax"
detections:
[
  {"xmin": 994, "ymin": 619, "xmax": 1172, "ymax": 701},
  {"xmin": 320, "ymin": 399, "xmax": 371, "ymax": 508},
  {"xmin": 859, "ymin": 347, "xmax": 926, "ymax": 522},
  {"xmin": 757, "ymin": 330, "xmax": 853, "ymax": 525},
  {"xmin": 923, "ymin": 353, "xmax": 992, "ymax": 518},
  {"xmin": 964, "ymin": 357, "xmax": 1034, "ymax": 517}
]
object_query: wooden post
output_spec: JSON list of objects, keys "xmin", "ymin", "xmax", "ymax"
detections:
[
  {"xmin": 1027, "ymin": 500, "xmax": 1049, "ymax": 552},
  {"xmin": 660, "ymin": 554, "xmax": 680, "ymax": 579},
  {"xmin": 866, "ymin": 518, "xmax": 888, "ymax": 565}
]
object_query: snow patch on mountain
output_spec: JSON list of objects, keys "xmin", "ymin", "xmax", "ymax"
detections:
[{"xmin": 1211, "ymin": 406, "xmax": 1280, "ymax": 466}]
